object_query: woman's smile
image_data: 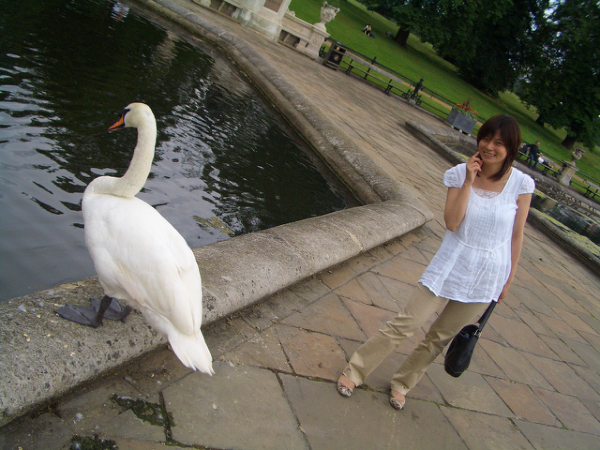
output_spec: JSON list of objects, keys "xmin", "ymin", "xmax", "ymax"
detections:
[{"xmin": 478, "ymin": 130, "xmax": 508, "ymax": 164}]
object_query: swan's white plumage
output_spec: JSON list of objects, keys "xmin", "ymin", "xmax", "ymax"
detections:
[{"xmin": 83, "ymin": 103, "xmax": 213, "ymax": 374}]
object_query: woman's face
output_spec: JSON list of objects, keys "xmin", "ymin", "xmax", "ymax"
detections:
[{"xmin": 478, "ymin": 130, "xmax": 508, "ymax": 165}]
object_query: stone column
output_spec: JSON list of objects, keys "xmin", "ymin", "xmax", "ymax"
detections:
[
  {"xmin": 558, "ymin": 161, "xmax": 578, "ymax": 186},
  {"xmin": 557, "ymin": 148, "xmax": 584, "ymax": 186},
  {"xmin": 246, "ymin": 0, "xmax": 293, "ymax": 40}
]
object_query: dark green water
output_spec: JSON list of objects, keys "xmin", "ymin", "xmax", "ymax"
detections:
[{"xmin": 0, "ymin": 0, "xmax": 355, "ymax": 301}]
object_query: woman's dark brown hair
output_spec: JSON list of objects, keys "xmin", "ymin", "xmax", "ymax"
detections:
[{"xmin": 477, "ymin": 115, "xmax": 522, "ymax": 181}]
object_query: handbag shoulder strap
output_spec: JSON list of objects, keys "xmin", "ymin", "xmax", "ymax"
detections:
[{"xmin": 475, "ymin": 302, "xmax": 497, "ymax": 336}]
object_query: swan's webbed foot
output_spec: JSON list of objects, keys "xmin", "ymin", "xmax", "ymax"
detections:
[
  {"xmin": 55, "ymin": 304, "xmax": 105, "ymax": 328},
  {"xmin": 55, "ymin": 296, "xmax": 131, "ymax": 328},
  {"xmin": 90, "ymin": 297, "xmax": 132, "ymax": 322}
]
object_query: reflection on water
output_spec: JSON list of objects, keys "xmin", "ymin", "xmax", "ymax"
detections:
[{"xmin": 0, "ymin": 0, "xmax": 355, "ymax": 301}]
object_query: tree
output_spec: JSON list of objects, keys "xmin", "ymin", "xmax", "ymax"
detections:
[
  {"xmin": 522, "ymin": 0, "xmax": 600, "ymax": 150},
  {"xmin": 455, "ymin": 0, "xmax": 547, "ymax": 96},
  {"xmin": 358, "ymin": 0, "xmax": 547, "ymax": 96}
]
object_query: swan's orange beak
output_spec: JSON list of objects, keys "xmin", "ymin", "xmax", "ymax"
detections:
[{"xmin": 108, "ymin": 115, "xmax": 125, "ymax": 131}]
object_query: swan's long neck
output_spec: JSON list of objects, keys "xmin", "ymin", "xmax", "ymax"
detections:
[{"xmin": 91, "ymin": 117, "xmax": 157, "ymax": 198}]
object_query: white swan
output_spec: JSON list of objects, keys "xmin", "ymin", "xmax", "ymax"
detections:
[{"xmin": 57, "ymin": 103, "xmax": 214, "ymax": 374}]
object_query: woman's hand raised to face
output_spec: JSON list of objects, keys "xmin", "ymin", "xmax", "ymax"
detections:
[{"xmin": 465, "ymin": 152, "xmax": 482, "ymax": 186}]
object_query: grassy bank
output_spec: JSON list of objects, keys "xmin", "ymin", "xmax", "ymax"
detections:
[{"xmin": 290, "ymin": 0, "xmax": 599, "ymax": 180}]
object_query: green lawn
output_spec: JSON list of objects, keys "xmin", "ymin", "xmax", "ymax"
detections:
[{"xmin": 289, "ymin": 0, "xmax": 599, "ymax": 181}]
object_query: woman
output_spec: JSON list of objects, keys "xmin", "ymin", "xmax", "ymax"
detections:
[{"xmin": 337, "ymin": 115, "xmax": 534, "ymax": 410}]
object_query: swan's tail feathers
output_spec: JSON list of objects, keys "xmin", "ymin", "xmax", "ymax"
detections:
[{"xmin": 168, "ymin": 330, "xmax": 214, "ymax": 375}]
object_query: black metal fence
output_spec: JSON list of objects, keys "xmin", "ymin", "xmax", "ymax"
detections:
[{"xmin": 324, "ymin": 40, "xmax": 487, "ymax": 123}]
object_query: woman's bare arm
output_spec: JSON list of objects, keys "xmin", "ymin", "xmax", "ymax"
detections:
[
  {"xmin": 498, "ymin": 193, "xmax": 532, "ymax": 301},
  {"xmin": 444, "ymin": 153, "xmax": 482, "ymax": 231}
]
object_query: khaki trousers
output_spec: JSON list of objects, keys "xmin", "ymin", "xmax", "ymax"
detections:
[{"xmin": 343, "ymin": 283, "xmax": 490, "ymax": 395}]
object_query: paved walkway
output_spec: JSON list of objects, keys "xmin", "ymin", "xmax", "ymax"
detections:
[{"xmin": 2, "ymin": 2, "xmax": 600, "ymax": 449}]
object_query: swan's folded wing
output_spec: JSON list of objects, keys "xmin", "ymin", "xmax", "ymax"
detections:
[{"xmin": 86, "ymin": 197, "xmax": 203, "ymax": 335}]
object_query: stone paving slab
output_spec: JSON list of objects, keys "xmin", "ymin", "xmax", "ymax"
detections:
[
  {"xmin": 110, "ymin": 440, "xmax": 187, "ymax": 449},
  {"xmin": 537, "ymin": 313, "xmax": 589, "ymax": 343},
  {"xmin": 538, "ymin": 334, "xmax": 587, "ymax": 366},
  {"xmin": 440, "ymin": 407, "xmax": 536, "ymax": 450},
  {"xmin": 488, "ymin": 314, "xmax": 557, "ymax": 358},
  {"xmin": 101, "ymin": 409, "xmax": 166, "ymax": 443},
  {"xmin": 555, "ymin": 308, "xmax": 599, "ymax": 335},
  {"xmin": 274, "ymin": 324, "xmax": 347, "ymax": 380},
  {"xmin": 485, "ymin": 377, "xmax": 556, "ymax": 426},
  {"xmin": 531, "ymin": 387, "xmax": 600, "ymax": 435},
  {"xmin": 522, "ymin": 352, "xmax": 600, "ymax": 400},
  {"xmin": 372, "ymin": 256, "xmax": 427, "ymax": 286},
  {"xmin": 572, "ymin": 364, "xmax": 600, "ymax": 393},
  {"xmin": 426, "ymin": 364, "xmax": 513, "ymax": 417},
  {"xmin": 336, "ymin": 278, "xmax": 373, "ymax": 305},
  {"xmin": 0, "ymin": 411, "xmax": 71, "ymax": 450},
  {"xmin": 513, "ymin": 309, "xmax": 555, "ymax": 337},
  {"xmin": 281, "ymin": 293, "xmax": 367, "ymax": 341},
  {"xmin": 280, "ymin": 374, "xmax": 468, "ymax": 450},
  {"xmin": 162, "ymin": 362, "xmax": 307, "ymax": 450},
  {"xmin": 564, "ymin": 337, "xmax": 600, "ymax": 373},
  {"xmin": 478, "ymin": 339, "xmax": 554, "ymax": 390},
  {"xmin": 581, "ymin": 397, "xmax": 600, "ymax": 423},
  {"xmin": 351, "ymin": 271, "xmax": 403, "ymax": 311},
  {"xmin": 341, "ymin": 297, "xmax": 396, "ymax": 337},
  {"xmin": 462, "ymin": 344, "xmax": 505, "ymax": 378},
  {"xmin": 221, "ymin": 327, "xmax": 291, "ymax": 372},
  {"xmin": 515, "ymin": 419, "xmax": 600, "ymax": 449}
]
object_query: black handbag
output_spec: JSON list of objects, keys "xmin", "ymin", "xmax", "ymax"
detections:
[{"xmin": 444, "ymin": 301, "xmax": 497, "ymax": 378}]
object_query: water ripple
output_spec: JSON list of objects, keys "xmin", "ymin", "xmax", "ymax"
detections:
[{"xmin": 0, "ymin": 0, "xmax": 354, "ymax": 301}]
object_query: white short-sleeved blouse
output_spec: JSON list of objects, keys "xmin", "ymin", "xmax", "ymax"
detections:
[{"xmin": 420, "ymin": 164, "xmax": 535, "ymax": 303}]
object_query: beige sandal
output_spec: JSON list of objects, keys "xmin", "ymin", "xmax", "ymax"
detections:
[
  {"xmin": 389, "ymin": 391, "xmax": 406, "ymax": 410},
  {"xmin": 337, "ymin": 375, "xmax": 355, "ymax": 398},
  {"xmin": 337, "ymin": 382, "xmax": 354, "ymax": 397}
]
